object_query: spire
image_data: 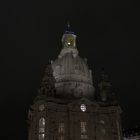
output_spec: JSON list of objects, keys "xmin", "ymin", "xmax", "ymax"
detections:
[
  {"xmin": 60, "ymin": 22, "xmax": 78, "ymax": 57},
  {"xmin": 65, "ymin": 21, "xmax": 75, "ymax": 34},
  {"xmin": 67, "ymin": 21, "xmax": 70, "ymax": 29}
]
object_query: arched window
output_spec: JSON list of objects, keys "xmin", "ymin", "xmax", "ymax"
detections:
[
  {"xmin": 39, "ymin": 117, "xmax": 45, "ymax": 140},
  {"xmin": 80, "ymin": 122, "xmax": 87, "ymax": 139}
]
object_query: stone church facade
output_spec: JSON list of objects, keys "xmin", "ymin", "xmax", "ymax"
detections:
[{"xmin": 28, "ymin": 25, "xmax": 123, "ymax": 140}]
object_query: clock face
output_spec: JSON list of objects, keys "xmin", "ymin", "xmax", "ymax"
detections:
[{"xmin": 39, "ymin": 104, "xmax": 45, "ymax": 111}]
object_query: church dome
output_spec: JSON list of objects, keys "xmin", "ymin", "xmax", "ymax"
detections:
[{"xmin": 51, "ymin": 26, "xmax": 95, "ymax": 98}]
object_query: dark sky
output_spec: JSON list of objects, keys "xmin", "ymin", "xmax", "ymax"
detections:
[{"xmin": 0, "ymin": 0, "xmax": 140, "ymax": 140}]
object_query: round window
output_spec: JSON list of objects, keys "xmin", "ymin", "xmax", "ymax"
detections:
[{"xmin": 80, "ymin": 104, "xmax": 86, "ymax": 112}]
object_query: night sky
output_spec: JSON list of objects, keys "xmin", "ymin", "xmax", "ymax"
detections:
[{"xmin": 0, "ymin": 0, "xmax": 140, "ymax": 140}]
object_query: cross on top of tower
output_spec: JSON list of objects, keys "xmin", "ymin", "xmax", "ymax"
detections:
[
  {"xmin": 67, "ymin": 21, "xmax": 70, "ymax": 29},
  {"xmin": 65, "ymin": 21, "xmax": 75, "ymax": 34}
]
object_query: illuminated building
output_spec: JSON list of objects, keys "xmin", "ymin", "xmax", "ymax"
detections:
[{"xmin": 28, "ymin": 25, "xmax": 123, "ymax": 140}]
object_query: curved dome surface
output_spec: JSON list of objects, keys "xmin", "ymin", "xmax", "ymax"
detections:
[
  {"xmin": 50, "ymin": 31, "xmax": 95, "ymax": 98},
  {"xmin": 51, "ymin": 48, "xmax": 95, "ymax": 98}
]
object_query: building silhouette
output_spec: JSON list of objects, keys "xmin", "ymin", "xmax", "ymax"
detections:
[{"xmin": 28, "ymin": 25, "xmax": 123, "ymax": 140}]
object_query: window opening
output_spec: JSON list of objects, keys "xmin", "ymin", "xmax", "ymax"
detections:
[{"xmin": 39, "ymin": 117, "xmax": 45, "ymax": 140}]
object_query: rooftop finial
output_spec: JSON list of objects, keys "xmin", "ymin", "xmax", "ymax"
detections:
[
  {"xmin": 67, "ymin": 21, "xmax": 70, "ymax": 29},
  {"xmin": 65, "ymin": 21, "xmax": 75, "ymax": 34}
]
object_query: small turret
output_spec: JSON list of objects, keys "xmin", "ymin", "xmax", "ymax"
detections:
[
  {"xmin": 98, "ymin": 69, "xmax": 114, "ymax": 102},
  {"xmin": 34, "ymin": 64, "xmax": 56, "ymax": 102}
]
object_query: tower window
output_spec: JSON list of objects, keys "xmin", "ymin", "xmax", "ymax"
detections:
[
  {"xmin": 58, "ymin": 122, "xmax": 65, "ymax": 133},
  {"xmin": 39, "ymin": 117, "xmax": 45, "ymax": 140}
]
